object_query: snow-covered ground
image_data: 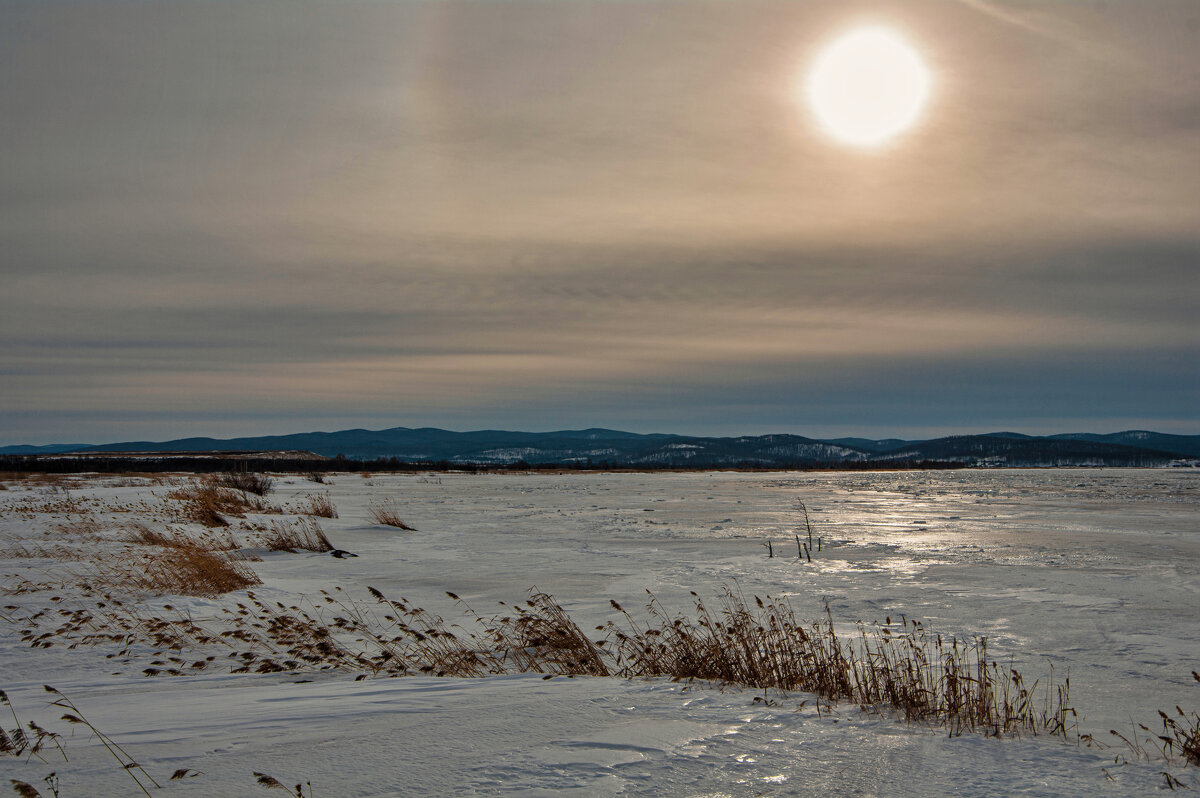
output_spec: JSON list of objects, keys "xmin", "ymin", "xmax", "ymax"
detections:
[{"xmin": 2, "ymin": 469, "xmax": 1197, "ymax": 795}]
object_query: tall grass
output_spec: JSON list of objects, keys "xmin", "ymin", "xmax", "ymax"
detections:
[
  {"xmin": 367, "ymin": 500, "xmax": 415, "ymax": 530},
  {"xmin": 4, "ymin": 685, "xmax": 207, "ymax": 796},
  {"xmin": 1, "ymin": 690, "xmax": 64, "ymax": 762},
  {"xmin": 261, "ymin": 518, "xmax": 333, "ymax": 553},
  {"xmin": 168, "ymin": 481, "xmax": 280, "ymax": 526},
  {"xmin": 25, "ymin": 584, "xmax": 1073, "ymax": 738},
  {"xmin": 254, "ymin": 773, "xmax": 313, "ymax": 796},
  {"xmin": 4, "ymin": 522, "xmax": 258, "ymax": 599},
  {"xmin": 294, "ymin": 492, "xmax": 337, "ymax": 519},
  {"xmin": 213, "ymin": 472, "xmax": 274, "ymax": 497},
  {"xmin": 84, "ymin": 535, "xmax": 260, "ymax": 597},
  {"xmin": 124, "ymin": 522, "xmax": 236, "ymax": 551},
  {"xmin": 119, "ymin": 547, "xmax": 259, "ymax": 597},
  {"xmin": 48, "ymin": 685, "xmax": 160, "ymax": 796},
  {"xmin": 601, "ymin": 588, "xmax": 1074, "ymax": 737},
  {"xmin": 1110, "ymin": 671, "xmax": 1200, "ymax": 767}
]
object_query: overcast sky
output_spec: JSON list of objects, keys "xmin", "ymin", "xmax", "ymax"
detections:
[{"xmin": 2, "ymin": 0, "xmax": 1197, "ymax": 444}]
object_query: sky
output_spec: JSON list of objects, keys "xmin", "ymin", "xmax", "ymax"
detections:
[{"xmin": 2, "ymin": 0, "xmax": 1198, "ymax": 445}]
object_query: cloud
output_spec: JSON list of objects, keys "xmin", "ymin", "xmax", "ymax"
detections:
[{"xmin": 1, "ymin": 0, "xmax": 1197, "ymax": 441}]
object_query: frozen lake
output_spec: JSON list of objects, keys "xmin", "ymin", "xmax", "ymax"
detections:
[
  {"xmin": 302, "ymin": 469, "xmax": 1200, "ymax": 729},
  {"xmin": 2, "ymin": 468, "xmax": 1198, "ymax": 795}
]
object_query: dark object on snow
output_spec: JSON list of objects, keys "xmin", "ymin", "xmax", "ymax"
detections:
[{"xmin": 329, "ymin": 549, "xmax": 358, "ymax": 559}]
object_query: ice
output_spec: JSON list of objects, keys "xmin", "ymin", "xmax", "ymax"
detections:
[{"xmin": 1, "ymin": 468, "xmax": 1197, "ymax": 794}]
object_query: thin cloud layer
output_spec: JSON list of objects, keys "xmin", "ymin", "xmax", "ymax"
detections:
[{"xmin": 1, "ymin": 0, "xmax": 1197, "ymax": 442}]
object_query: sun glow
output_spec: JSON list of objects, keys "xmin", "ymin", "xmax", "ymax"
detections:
[{"xmin": 806, "ymin": 27, "xmax": 931, "ymax": 148}]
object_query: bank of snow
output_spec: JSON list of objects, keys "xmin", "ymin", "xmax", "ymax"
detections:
[{"xmin": 2, "ymin": 470, "xmax": 1197, "ymax": 795}]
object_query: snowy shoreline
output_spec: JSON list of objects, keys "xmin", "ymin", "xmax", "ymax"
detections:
[{"xmin": 3, "ymin": 469, "xmax": 1197, "ymax": 795}]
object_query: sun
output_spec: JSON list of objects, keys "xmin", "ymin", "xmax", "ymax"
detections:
[{"xmin": 806, "ymin": 27, "xmax": 931, "ymax": 148}]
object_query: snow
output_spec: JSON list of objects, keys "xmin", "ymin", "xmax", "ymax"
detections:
[{"xmin": 2, "ymin": 469, "xmax": 1198, "ymax": 795}]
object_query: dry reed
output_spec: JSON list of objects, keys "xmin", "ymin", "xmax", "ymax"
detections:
[
  {"xmin": 367, "ymin": 500, "xmax": 415, "ymax": 530},
  {"xmin": 10, "ymin": 780, "xmax": 40, "ymax": 798},
  {"xmin": 3, "ymin": 686, "xmax": 198, "ymax": 796},
  {"xmin": 599, "ymin": 588, "xmax": 1074, "ymax": 737},
  {"xmin": 0, "ymin": 543, "xmax": 81, "ymax": 561},
  {"xmin": 213, "ymin": 472, "xmax": 274, "ymax": 497},
  {"xmin": 1, "ymin": 690, "xmax": 64, "ymax": 763},
  {"xmin": 168, "ymin": 482, "xmax": 279, "ymax": 526},
  {"xmin": 254, "ymin": 772, "xmax": 313, "ymax": 796},
  {"xmin": 261, "ymin": 518, "xmax": 333, "ymax": 553},
  {"xmin": 294, "ymin": 492, "xmax": 337, "ymax": 519},
  {"xmin": 83, "ymin": 543, "xmax": 260, "ymax": 598},
  {"xmin": 47, "ymin": 685, "xmax": 160, "ymax": 796},
  {"xmin": 55, "ymin": 514, "xmax": 106, "ymax": 536},
  {"xmin": 141, "ymin": 546, "xmax": 259, "ymax": 597},
  {"xmin": 19, "ymin": 583, "xmax": 1072, "ymax": 740},
  {"xmin": 123, "ymin": 522, "xmax": 236, "ymax": 552},
  {"xmin": 1110, "ymin": 671, "xmax": 1200, "ymax": 767}
]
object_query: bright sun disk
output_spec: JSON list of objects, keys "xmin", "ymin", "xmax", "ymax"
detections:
[{"xmin": 806, "ymin": 27, "xmax": 931, "ymax": 148}]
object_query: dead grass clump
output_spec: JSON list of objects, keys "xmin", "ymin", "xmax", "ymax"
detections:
[
  {"xmin": 125, "ymin": 521, "xmax": 185, "ymax": 547},
  {"xmin": 1179, "ymin": 675, "xmax": 1200, "ymax": 766},
  {"xmin": 3, "ymin": 582, "xmax": 1071, "ymax": 743},
  {"xmin": 474, "ymin": 591, "xmax": 610, "ymax": 677},
  {"xmin": 213, "ymin": 472, "xmax": 274, "ymax": 496},
  {"xmin": 242, "ymin": 494, "xmax": 283, "ymax": 514},
  {"xmin": 84, "ymin": 544, "xmax": 260, "ymax": 597},
  {"xmin": 188, "ymin": 486, "xmax": 233, "ymax": 527},
  {"xmin": 1112, "ymin": 671, "xmax": 1200, "ymax": 767},
  {"xmin": 17, "ymin": 473, "xmax": 80, "ymax": 490},
  {"xmin": 295, "ymin": 492, "xmax": 337, "ymax": 519},
  {"xmin": 201, "ymin": 585, "xmax": 1054, "ymax": 730},
  {"xmin": 254, "ymin": 772, "xmax": 313, "ymax": 796},
  {"xmin": 0, "ymin": 543, "xmax": 81, "ymax": 561},
  {"xmin": 224, "ymin": 587, "xmax": 609, "ymax": 678},
  {"xmin": 368, "ymin": 500, "xmax": 416, "ymax": 530},
  {"xmin": 600, "ymin": 589, "xmax": 1074, "ymax": 737},
  {"xmin": 1161, "ymin": 700, "xmax": 1200, "ymax": 767},
  {"xmin": 606, "ymin": 590, "xmax": 1065, "ymax": 736},
  {"xmin": 124, "ymin": 522, "xmax": 236, "ymax": 552},
  {"xmin": 604, "ymin": 590, "xmax": 852, "ymax": 700},
  {"xmin": 1, "ymin": 689, "xmax": 65, "ymax": 763},
  {"xmin": 28, "ymin": 492, "xmax": 89, "ymax": 515},
  {"xmin": 168, "ymin": 482, "xmax": 280, "ymax": 526},
  {"xmin": 167, "ymin": 484, "xmax": 238, "ymax": 526},
  {"xmin": 142, "ymin": 546, "xmax": 260, "ymax": 597},
  {"xmin": 105, "ymin": 473, "xmax": 176, "ymax": 488},
  {"xmin": 53, "ymin": 514, "xmax": 107, "ymax": 537},
  {"xmin": 261, "ymin": 518, "xmax": 333, "ymax": 553}
]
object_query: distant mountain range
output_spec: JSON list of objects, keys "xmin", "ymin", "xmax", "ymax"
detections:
[
  {"xmin": 0, "ymin": 443, "xmax": 93, "ymax": 455},
  {"xmin": 3, "ymin": 427, "xmax": 1198, "ymax": 468}
]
